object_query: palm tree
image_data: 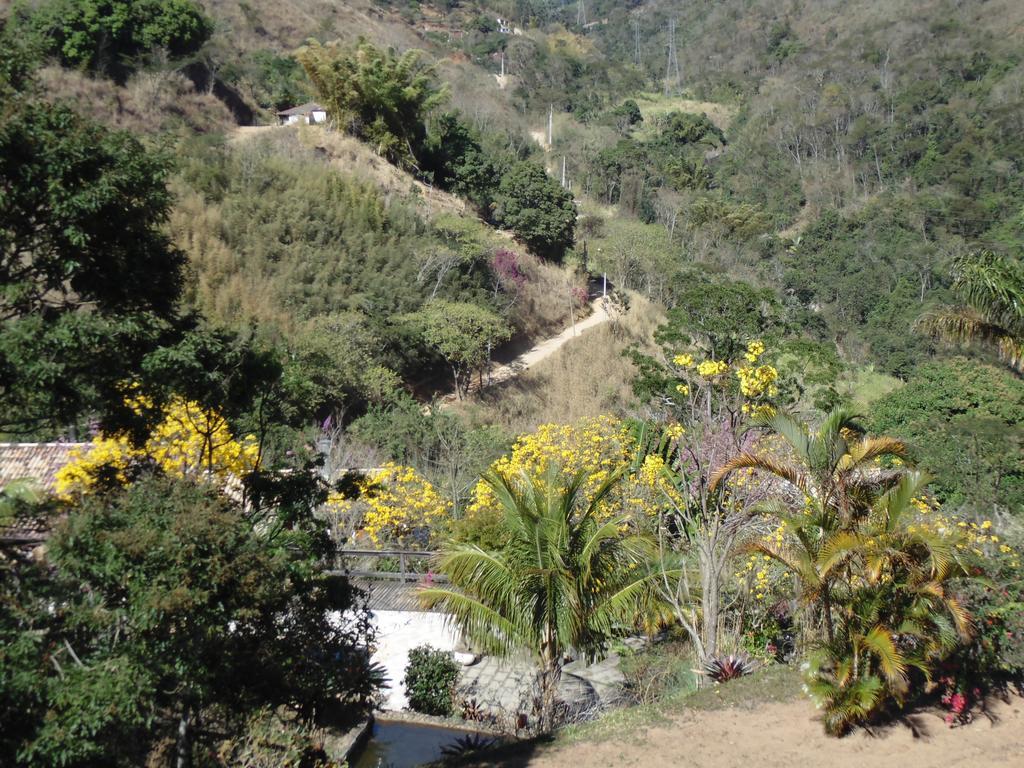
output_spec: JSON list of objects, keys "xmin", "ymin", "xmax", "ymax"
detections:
[
  {"xmin": 917, "ymin": 250, "xmax": 1024, "ymax": 373},
  {"xmin": 804, "ymin": 471, "xmax": 972, "ymax": 734},
  {"xmin": 420, "ymin": 466, "xmax": 663, "ymax": 732},
  {"xmin": 710, "ymin": 407, "xmax": 909, "ymax": 642}
]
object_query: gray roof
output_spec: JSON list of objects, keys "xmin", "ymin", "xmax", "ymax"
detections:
[
  {"xmin": 277, "ymin": 101, "xmax": 326, "ymax": 116},
  {"xmin": 0, "ymin": 442, "xmax": 85, "ymax": 492},
  {"xmin": 0, "ymin": 442, "xmax": 85, "ymax": 548}
]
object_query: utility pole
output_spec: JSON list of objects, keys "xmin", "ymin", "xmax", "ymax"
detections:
[
  {"xmin": 547, "ymin": 104, "xmax": 553, "ymax": 147},
  {"xmin": 561, "ymin": 156, "xmax": 566, "ymax": 188},
  {"xmin": 633, "ymin": 17, "xmax": 642, "ymax": 68},
  {"xmin": 500, "ymin": 51, "xmax": 505, "ymax": 77},
  {"xmin": 665, "ymin": 17, "xmax": 680, "ymax": 95}
]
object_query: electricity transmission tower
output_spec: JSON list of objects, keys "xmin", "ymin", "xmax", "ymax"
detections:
[
  {"xmin": 576, "ymin": 0, "xmax": 587, "ymax": 27},
  {"xmin": 664, "ymin": 17, "xmax": 681, "ymax": 94}
]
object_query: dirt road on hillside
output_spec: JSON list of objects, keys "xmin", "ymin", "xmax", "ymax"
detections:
[{"xmin": 443, "ymin": 298, "xmax": 612, "ymax": 402}]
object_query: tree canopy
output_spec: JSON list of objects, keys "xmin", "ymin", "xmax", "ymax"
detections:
[
  {"xmin": 297, "ymin": 38, "xmax": 449, "ymax": 171},
  {"xmin": 494, "ymin": 161, "xmax": 576, "ymax": 261},
  {"xmin": 2, "ymin": 475, "xmax": 379, "ymax": 767},
  {"xmin": 30, "ymin": 0, "xmax": 212, "ymax": 81},
  {"xmin": 0, "ymin": 90, "xmax": 186, "ymax": 434}
]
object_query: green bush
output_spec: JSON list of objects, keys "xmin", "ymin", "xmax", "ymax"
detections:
[
  {"xmin": 494, "ymin": 161, "xmax": 576, "ymax": 261},
  {"xmin": 403, "ymin": 645, "xmax": 460, "ymax": 716},
  {"xmin": 31, "ymin": 0, "xmax": 212, "ymax": 81}
]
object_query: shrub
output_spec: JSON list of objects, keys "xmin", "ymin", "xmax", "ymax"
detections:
[
  {"xmin": 619, "ymin": 638, "xmax": 695, "ymax": 705},
  {"xmin": 403, "ymin": 646, "xmax": 460, "ymax": 716},
  {"xmin": 32, "ymin": 0, "xmax": 212, "ymax": 81},
  {"xmin": 494, "ymin": 162, "xmax": 576, "ymax": 261}
]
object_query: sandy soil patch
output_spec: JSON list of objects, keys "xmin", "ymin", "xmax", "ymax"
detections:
[{"xmin": 516, "ymin": 697, "xmax": 1024, "ymax": 768}]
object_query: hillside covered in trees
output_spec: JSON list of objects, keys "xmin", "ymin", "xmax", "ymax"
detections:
[{"xmin": 1, "ymin": 0, "xmax": 1023, "ymax": 766}]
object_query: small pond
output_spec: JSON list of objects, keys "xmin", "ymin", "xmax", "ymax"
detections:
[{"xmin": 351, "ymin": 719, "xmax": 499, "ymax": 768}]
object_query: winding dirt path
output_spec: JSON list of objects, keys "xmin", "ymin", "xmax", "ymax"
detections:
[{"xmin": 444, "ymin": 298, "xmax": 613, "ymax": 402}]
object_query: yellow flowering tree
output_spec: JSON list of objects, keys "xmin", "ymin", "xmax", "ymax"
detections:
[
  {"xmin": 327, "ymin": 462, "xmax": 450, "ymax": 548},
  {"xmin": 625, "ymin": 341, "xmax": 782, "ymax": 663},
  {"xmin": 55, "ymin": 395, "xmax": 259, "ymax": 498},
  {"xmin": 464, "ymin": 416, "xmax": 678, "ymax": 535},
  {"xmin": 671, "ymin": 339, "xmax": 779, "ymax": 422}
]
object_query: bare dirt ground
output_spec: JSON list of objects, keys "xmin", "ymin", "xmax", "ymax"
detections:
[
  {"xmin": 439, "ymin": 299, "xmax": 612, "ymax": 405},
  {"xmin": 510, "ymin": 697, "xmax": 1024, "ymax": 768}
]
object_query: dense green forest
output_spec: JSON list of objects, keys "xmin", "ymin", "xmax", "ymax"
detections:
[{"xmin": 1, "ymin": 0, "xmax": 1023, "ymax": 765}]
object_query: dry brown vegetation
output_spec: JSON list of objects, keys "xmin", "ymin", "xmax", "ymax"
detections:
[
  {"xmin": 36, "ymin": 65, "xmax": 234, "ymax": 134},
  {"xmin": 291, "ymin": 126, "xmax": 468, "ymax": 218},
  {"xmin": 456, "ymin": 292, "xmax": 665, "ymax": 433},
  {"xmin": 203, "ymin": 0, "xmax": 422, "ymax": 52}
]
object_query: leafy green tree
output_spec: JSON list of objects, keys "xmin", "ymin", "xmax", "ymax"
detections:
[
  {"xmin": 297, "ymin": 39, "xmax": 449, "ymax": 171},
  {"xmin": 31, "ymin": 0, "xmax": 212, "ymax": 81},
  {"xmin": 917, "ymin": 250, "xmax": 1024, "ymax": 374},
  {"xmin": 424, "ymin": 112, "xmax": 501, "ymax": 210},
  {"xmin": 408, "ymin": 300, "xmax": 510, "ymax": 400},
  {"xmin": 870, "ymin": 358, "xmax": 1024, "ymax": 512},
  {"xmin": 610, "ymin": 99, "xmax": 643, "ymax": 132},
  {"xmin": 655, "ymin": 279, "xmax": 780, "ymax": 363},
  {"xmin": 285, "ymin": 312, "xmax": 401, "ymax": 417},
  {"xmin": 0, "ymin": 91, "xmax": 185, "ymax": 434},
  {"xmin": 657, "ymin": 111, "xmax": 725, "ymax": 149},
  {"xmin": 3, "ymin": 475, "xmax": 379, "ymax": 767},
  {"xmin": 422, "ymin": 467, "xmax": 662, "ymax": 732},
  {"xmin": 494, "ymin": 161, "xmax": 576, "ymax": 261}
]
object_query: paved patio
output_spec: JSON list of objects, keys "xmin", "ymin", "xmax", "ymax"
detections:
[{"xmin": 362, "ymin": 610, "xmax": 631, "ymax": 715}]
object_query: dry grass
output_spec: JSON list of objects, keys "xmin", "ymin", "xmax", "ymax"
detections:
[
  {"xmin": 203, "ymin": 0, "xmax": 423, "ymax": 52},
  {"xmin": 633, "ymin": 92, "xmax": 739, "ymax": 132},
  {"xmin": 290, "ymin": 126, "xmax": 469, "ymax": 218},
  {"xmin": 36, "ymin": 65, "xmax": 234, "ymax": 134},
  {"xmin": 456, "ymin": 292, "xmax": 665, "ymax": 434}
]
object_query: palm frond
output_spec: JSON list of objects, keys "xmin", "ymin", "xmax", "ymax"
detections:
[
  {"xmin": 859, "ymin": 625, "xmax": 907, "ymax": 685},
  {"xmin": 755, "ymin": 409, "xmax": 811, "ymax": 460},
  {"xmin": 710, "ymin": 452, "xmax": 809, "ymax": 494}
]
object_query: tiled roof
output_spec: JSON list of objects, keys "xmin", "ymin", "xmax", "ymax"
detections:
[
  {"xmin": 0, "ymin": 442, "xmax": 85, "ymax": 492},
  {"xmin": 0, "ymin": 442, "xmax": 85, "ymax": 547},
  {"xmin": 277, "ymin": 101, "xmax": 325, "ymax": 116}
]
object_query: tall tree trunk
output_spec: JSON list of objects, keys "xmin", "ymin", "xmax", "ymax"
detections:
[
  {"xmin": 821, "ymin": 584, "xmax": 835, "ymax": 645},
  {"xmin": 538, "ymin": 642, "xmax": 563, "ymax": 733},
  {"xmin": 700, "ymin": 549, "xmax": 720, "ymax": 659},
  {"xmin": 176, "ymin": 705, "xmax": 192, "ymax": 768}
]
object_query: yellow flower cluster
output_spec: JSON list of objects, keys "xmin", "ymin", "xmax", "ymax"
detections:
[
  {"xmin": 670, "ymin": 340, "xmax": 779, "ymax": 418},
  {"xmin": 467, "ymin": 416, "xmax": 676, "ymax": 524},
  {"xmin": 328, "ymin": 462, "xmax": 450, "ymax": 547},
  {"xmin": 697, "ymin": 359, "xmax": 729, "ymax": 378},
  {"xmin": 735, "ymin": 363, "xmax": 779, "ymax": 398},
  {"xmin": 744, "ymin": 340, "xmax": 766, "ymax": 363},
  {"xmin": 735, "ymin": 553, "xmax": 780, "ymax": 601},
  {"xmin": 664, "ymin": 422, "xmax": 686, "ymax": 440},
  {"xmin": 55, "ymin": 396, "xmax": 259, "ymax": 498},
  {"xmin": 735, "ymin": 520, "xmax": 786, "ymax": 600}
]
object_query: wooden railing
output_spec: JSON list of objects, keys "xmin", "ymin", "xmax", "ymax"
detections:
[{"xmin": 328, "ymin": 548, "xmax": 447, "ymax": 583}]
